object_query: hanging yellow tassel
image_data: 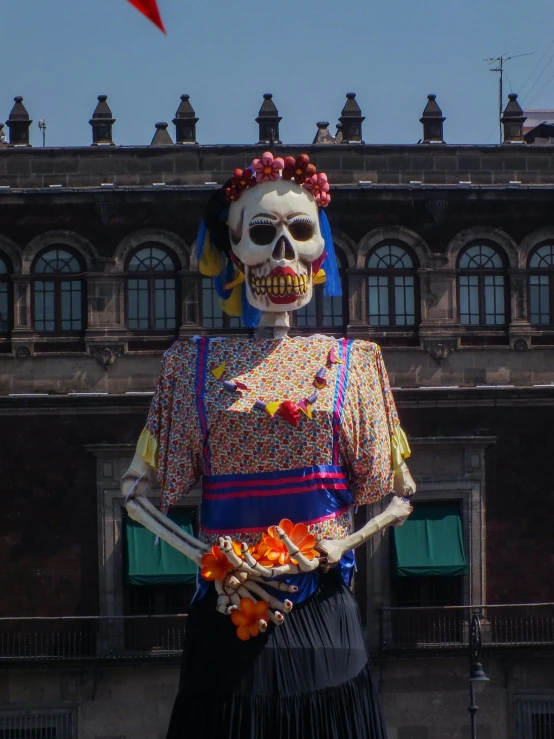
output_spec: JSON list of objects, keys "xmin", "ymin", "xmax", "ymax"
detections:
[
  {"xmin": 199, "ymin": 234, "xmax": 224, "ymax": 277},
  {"xmin": 221, "ymin": 283, "xmax": 243, "ymax": 317},
  {"xmin": 313, "ymin": 267, "xmax": 327, "ymax": 285},
  {"xmin": 225, "ymin": 271, "xmax": 245, "ymax": 290}
]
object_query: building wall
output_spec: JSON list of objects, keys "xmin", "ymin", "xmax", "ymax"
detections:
[
  {"xmin": 1, "ymin": 140, "xmax": 554, "ymax": 738},
  {"xmin": 1, "ymin": 654, "xmax": 552, "ymax": 739},
  {"xmin": 0, "ymin": 412, "xmax": 144, "ymax": 616}
]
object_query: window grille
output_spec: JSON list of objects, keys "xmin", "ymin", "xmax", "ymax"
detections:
[
  {"xmin": 32, "ymin": 248, "xmax": 84, "ymax": 333},
  {"xmin": 458, "ymin": 244, "xmax": 506, "ymax": 327},
  {"xmin": 529, "ymin": 244, "xmax": 554, "ymax": 326},
  {"xmin": 367, "ymin": 244, "xmax": 416, "ymax": 327},
  {"xmin": 127, "ymin": 245, "xmax": 179, "ymax": 332},
  {"xmin": 296, "ymin": 253, "xmax": 345, "ymax": 330},
  {"xmin": 516, "ymin": 697, "xmax": 554, "ymax": 739},
  {"xmin": 201, "ymin": 278, "xmax": 241, "ymax": 329},
  {"xmin": 0, "ymin": 710, "xmax": 75, "ymax": 739}
]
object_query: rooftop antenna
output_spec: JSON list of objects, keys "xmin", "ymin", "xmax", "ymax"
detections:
[
  {"xmin": 38, "ymin": 119, "xmax": 47, "ymax": 147},
  {"xmin": 484, "ymin": 53, "xmax": 533, "ymax": 143}
]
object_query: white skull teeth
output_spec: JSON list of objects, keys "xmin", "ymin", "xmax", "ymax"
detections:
[{"xmin": 249, "ymin": 273, "xmax": 308, "ymax": 297}]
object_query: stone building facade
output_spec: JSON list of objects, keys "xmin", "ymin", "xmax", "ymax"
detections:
[{"xmin": 0, "ymin": 91, "xmax": 553, "ymax": 739}]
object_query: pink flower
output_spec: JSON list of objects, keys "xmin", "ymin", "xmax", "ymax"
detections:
[
  {"xmin": 316, "ymin": 190, "xmax": 331, "ymax": 207},
  {"xmin": 251, "ymin": 151, "xmax": 285, "ymax": 182},
  {"xmin": 303, "ymin": 173, "xmax": 331, "ymax": 207}
]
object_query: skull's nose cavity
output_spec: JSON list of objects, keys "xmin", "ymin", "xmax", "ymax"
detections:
[{"xmin": 272, "ymin": 236, "xmax": 295, "ymax": 261}]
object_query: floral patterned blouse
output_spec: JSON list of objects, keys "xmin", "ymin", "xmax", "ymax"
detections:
[{"xmin": 137, "ymin": 335, "xmax": 410, "ymax": 549}]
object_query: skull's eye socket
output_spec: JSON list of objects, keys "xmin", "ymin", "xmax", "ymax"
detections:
[
  {"xmin": 289, "ymin": 222, "xmax": 314, "ymax": 242},
  {"xmin": 249, "ymin": 224, "xmax": 277, "ymax": 246}
]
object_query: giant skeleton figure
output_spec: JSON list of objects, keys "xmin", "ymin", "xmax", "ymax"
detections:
[{"xmin": 122, "ymin": 153, "xmax": 415, "ymax": 738}]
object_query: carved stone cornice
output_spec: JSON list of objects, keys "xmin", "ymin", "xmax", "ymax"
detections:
[
  {"xmin": 90, "ymin": 344, "xmax": 124, "ymax": 369},
  {"xmin": 423, "ymin": 338, "xmax": 458, "ymax": 364}
]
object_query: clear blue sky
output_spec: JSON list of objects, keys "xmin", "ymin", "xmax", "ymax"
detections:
[{"xmin": 1, "ymin": 0, "xmax": 553, "ymax": 148}]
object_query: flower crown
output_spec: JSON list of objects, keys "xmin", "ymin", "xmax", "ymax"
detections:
[{"xmin": 225, "ymin": 151, "xmax": 331, "ymax": 208}]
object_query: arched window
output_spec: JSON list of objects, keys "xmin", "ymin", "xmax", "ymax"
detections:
[
  {"xmin": 33, "ymin": 248, "xmax": 84, "ymax": 332},
  {"xmin": 127, "ymin": 245, "xmax": 179, "ymax": 332},
  {"xmin": 201, "ymin": 279, "xmax": 241, "ymax": 329},
  {"xmin": 367, "ymin": 243, "xmax": 417, "ymax": 327},
  {"xmin": 529, "ymin": 244, "xmax": 554, "ymax": 325},
  {"xmin": 458, "ymin": 244, "xmax": 506, "ymax": 326},
  {"xmin": 295, "ymin": 252, "xmax": 346, "ymax": 330},
  {"xmin": 0, "ymin": 256, "xmax": 10, "ymax": 335}
]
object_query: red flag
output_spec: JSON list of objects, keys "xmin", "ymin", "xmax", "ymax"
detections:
[{"xmin": 126, "ymin": 0, "xmax": 166, "ymax": 33}]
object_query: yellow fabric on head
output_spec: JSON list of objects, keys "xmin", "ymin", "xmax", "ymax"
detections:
[
  {"xmin": 199, "ymin": 234, "xmax": 223, "ymax": 277},
  {"xmin": 391, "ymin": 426, "xmax": 411, "ymax": 472},
  {"xmin": 225, "ymin": 271, "xmax": 245, "ymax": 290},
  {"xmin": 136, "ymin": 427, "xmax": 159, "ymax": 471},
  {"xmin": 221, "ymin": 283, "xmax": 243, "ymax": 317},
  {"xmin": 313, "ymin": 268, "xmax": 326, "ymax": 285}
]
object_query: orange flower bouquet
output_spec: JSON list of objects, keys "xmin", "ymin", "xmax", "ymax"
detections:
[
  {"xmin": 251, "ymin": 518, "xmax": 319, "ymax": 567},
  {"xmin": 201, "ymin": 542, "xmax": 243, "ymax": 581}
]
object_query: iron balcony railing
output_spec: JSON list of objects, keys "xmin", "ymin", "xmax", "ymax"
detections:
[
  {"xmin": 379, "ymin": 603, "xmax": 554, "ymax": 652},
  {"xmin": 2, "ymin": 603, "xmax": 554, "ymax": 662},
  {"xmin": 0, "ymin": 614, "xmax": 187, "ymax": 662}
]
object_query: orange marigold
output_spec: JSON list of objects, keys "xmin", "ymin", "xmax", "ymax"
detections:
[
  {"xmin": 200, "ymin": 542, "xmax": 242, "ymax": 581},
  {"xmin": 231, "ymin": 597, "xmax": 269, "ymax": 641},
  {"xmin": 251, "ymin": 519, "xmax": 319, "ymax": 567}
]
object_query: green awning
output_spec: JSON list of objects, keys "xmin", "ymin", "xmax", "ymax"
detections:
[
  {"xmin": 125, "ymin": 510, "xmax": 198, "ymax": 585},
  {"xmin": 392, "ymin": 504, "xmax": 468, "ymax": 577}
]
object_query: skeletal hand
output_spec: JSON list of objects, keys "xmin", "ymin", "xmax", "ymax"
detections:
[
  {"xmin": 211, "ymin": 529, "xmax": 320, "ymax": 629},
  {"xmin": 123, "ymin": 485, "xmax": 319, "ymax": 633},
  {"xmin": 393, "ymin": 461, "xmax": 417, "ymax": 498}
]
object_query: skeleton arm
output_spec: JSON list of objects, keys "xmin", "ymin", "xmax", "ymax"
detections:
[
  {"xmin": 121, "ymin": 457, "xmax": 299, "ymax": 627},
  {"xmin": 316, "ymin": 495, "xmax": 413, "ymax": 567}
]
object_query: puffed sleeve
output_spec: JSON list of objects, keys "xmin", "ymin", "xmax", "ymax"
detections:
[
  {"xmin": 339, "ymin": 341, "xmax": 411, "ymax": 505},
  {"xmin": 136, "ymin": 341, "xmax": 203, "ymax": 511}
]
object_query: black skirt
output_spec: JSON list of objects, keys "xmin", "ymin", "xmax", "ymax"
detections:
[{"xmin": 167, "ymin": 571, "xmax": 388, "ymax": 739}]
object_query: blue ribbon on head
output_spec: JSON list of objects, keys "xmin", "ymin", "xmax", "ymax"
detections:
[
  {"xmin": 214, "ymin": 258, "xmax": 234, "ymax": 300},
  {"xmin": 319, "ymin": 210, "xmax": 342, "ymax": 297},
  {"xmin": 195, "ymin": 220, "xmax": 207, "ymax": 261},
  {"xmin": 241, "ymin": 283, "xmax": 262, "ymax": 328}
]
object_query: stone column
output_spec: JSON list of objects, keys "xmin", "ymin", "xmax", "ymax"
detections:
[
  {"xmin": 508, "ymin": 268, "xmax": 532, "ymax": 351},
  {"xmin": 85, "ymin": 273, "xmax": 126, "ymax": 367},
  {"xmin": 11, "ymin": 275, "xmax": 34, "ymax": 358},
  {"xmin": 418, "ymin": 265, "xmax": 460, "ymax": 363}
]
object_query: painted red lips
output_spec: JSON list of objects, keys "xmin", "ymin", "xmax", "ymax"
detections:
[{"xmin": 248, "ymin": 266, "xmax": 309, "ymax": 304}]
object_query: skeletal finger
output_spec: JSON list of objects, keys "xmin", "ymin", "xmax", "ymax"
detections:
[
  {"xmin": 240, "ymin": 543, "xmax": 275, "ymax": 578},
  {"xmin": 218, "ymin": 538, "xmax": 263, "ymax": 578},
  {"xmin": 242, "ymin": 580, "xmax": 293, "ymax": 613},
  {"xmin": 274, "ymin": 527, "xmax": 320, "ymax": 572},
  {"xmin": 250, "ymin": 577, "xmax": 299, "ymax": 593},
  {"xmin": 215, "ymin": 579, "xmax": 236, "ymax": 615},
  {"xmin": 229, "ymin": 591, "xmax": 241, "ymax": 610},
  {"xmin": 267, "ymin": 610, "xmax": 285, "ymax": 626}
]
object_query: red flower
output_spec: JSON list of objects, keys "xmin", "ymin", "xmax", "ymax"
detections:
[
  {"xmin": 225, "ymin": 185, "xmax": 242, "ymax": 202},
  {"xmin": 282, "ymin": 154, "xmax": 317, "ymax": 184},
  {"xmin": 278, "ymin": 400, "xmax": 300, "ymax": 426},
  {"xmin": 231, "ymin": 168, "xmax": 256, "ymax": 191}
]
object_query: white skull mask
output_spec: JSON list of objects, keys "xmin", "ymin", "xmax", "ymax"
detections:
[{"xmin": 227, "ymin": 179, "xmax": 325, "ymax": 313}]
